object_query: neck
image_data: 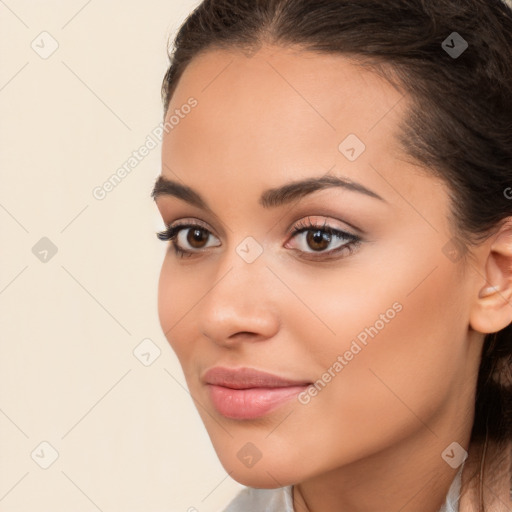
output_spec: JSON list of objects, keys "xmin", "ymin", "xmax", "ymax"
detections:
[{"xmin": 293, "ymin": 386, "xmax": 475, "ymax": 512}]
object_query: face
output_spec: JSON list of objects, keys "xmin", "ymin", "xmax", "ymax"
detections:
[{"xmin": 154, "ymin": 46, "xmax": 480, "ymax": 487}]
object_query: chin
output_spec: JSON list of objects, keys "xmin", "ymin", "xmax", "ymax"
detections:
[{"xmin": 213, "ymin": 449, "xmax": 303, "ymax": 489}]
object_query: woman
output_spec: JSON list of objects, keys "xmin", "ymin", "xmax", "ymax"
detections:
[{"xmin": 151, "ymin": 0, "xmax": 512, "ymax": 510}]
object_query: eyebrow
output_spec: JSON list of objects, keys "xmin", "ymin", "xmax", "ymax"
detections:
[{"xmin": 151, "ymin": 174, "xmax": 385, "ymax": 210}]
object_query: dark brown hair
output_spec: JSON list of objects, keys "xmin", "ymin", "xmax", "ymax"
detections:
[{"xmin": 161, "ymin": 0, "xmax": 512, "ymax": 444}]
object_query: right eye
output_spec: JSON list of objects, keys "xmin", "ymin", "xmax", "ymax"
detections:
[{"xmin": 156, "ymin": 222, "xmax": 221, "ymax": 257}]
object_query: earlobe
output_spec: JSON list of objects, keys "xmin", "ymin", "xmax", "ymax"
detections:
[
  {"xmin": 478, "ymin": 285, "xmax": 502, "ymax": 299},
  {"xmin": 470, "ymin": 218, "xmax": 512, "ymax": 334}
]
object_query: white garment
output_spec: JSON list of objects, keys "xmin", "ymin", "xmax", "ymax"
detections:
[
  {"xmin": 223, "ymin": 485, "xmax": 294, "ymax": 512},
  {"xmin": 223, "ymin": 464, "xmax": 463, "ymax": 512}
]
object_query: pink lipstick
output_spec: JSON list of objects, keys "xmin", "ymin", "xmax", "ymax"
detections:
[{"xmin": 203, "ymin": 367, "xmax": 311, "ymax": 420}]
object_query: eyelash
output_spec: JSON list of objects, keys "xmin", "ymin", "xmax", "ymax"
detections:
[{"xmin": 156, "ymin": 217, "xmax": 362, "ymax": 261}]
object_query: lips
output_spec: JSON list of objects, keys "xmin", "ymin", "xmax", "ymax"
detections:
[
  {"xmin": 203, "ymin": 367, "xmax": 311, "ymax": 420},
  {"xmin": 203, "ymin": 367, "xmax": 311, "ymax": 389}
]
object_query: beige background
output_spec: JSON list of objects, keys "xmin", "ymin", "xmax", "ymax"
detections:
[{"xmin": 0, "ymin": 1, "xmax": 244, "ymax": 511}]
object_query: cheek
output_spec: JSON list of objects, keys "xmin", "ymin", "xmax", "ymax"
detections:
[
  {"xmin": 157, "ymin": 258, "xmax": 196, "ymax": 360},
  {"xmin": 304, "ymin": 234, "xmax": 468, "ymax": 377},
  {"xmin": 157, "ymin": 259, "xmax": 173, "ymax": 336},
  {"xmin": 305, "ymin": 259, "xmax": 467, "ymax": 441}
]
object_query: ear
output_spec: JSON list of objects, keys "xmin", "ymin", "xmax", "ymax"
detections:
[{"xmin": 470, "ymin": 218, "xmax": 512, "ymax": 334}]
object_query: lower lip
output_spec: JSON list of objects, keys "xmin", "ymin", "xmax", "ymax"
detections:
[{"xmin": 207, "ymin": 384, "xmax": 309, "ymax": 420}]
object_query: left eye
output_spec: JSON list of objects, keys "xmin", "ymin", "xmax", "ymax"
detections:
[{"xmin": 286, "ymin": 223, "xmax": 360, "ymax": 256}]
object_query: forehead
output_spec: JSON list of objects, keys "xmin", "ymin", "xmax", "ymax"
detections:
[
  {"xmin": 167, "ymin": 45, "xmax": 406, "ymax": 137},
  {"xmin": 162, "ymin": 45, "xmax": 418, "ymax": 199}
]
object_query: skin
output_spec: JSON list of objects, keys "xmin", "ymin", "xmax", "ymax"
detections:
[{"xmin": 153, "ymin": 45, "xmax": 512, "ymax": 512}]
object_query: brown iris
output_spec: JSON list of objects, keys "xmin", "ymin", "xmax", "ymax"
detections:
[
  {"xmin": 187, "ymin": 228, "xmax": 209, "ymax": 249},
  {"xmin": 307, "ymin": 230, "xmax": 332, "ymax": 251}
]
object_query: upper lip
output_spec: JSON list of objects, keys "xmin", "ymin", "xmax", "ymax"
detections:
[{"xmin": 203, "ymin": 367, "xmax": 311, "ymax": 389}]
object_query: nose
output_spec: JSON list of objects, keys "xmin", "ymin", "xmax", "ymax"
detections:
[{"xmin": 197, "ymin": 255, "xmax": 281, "ymax": 347}]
